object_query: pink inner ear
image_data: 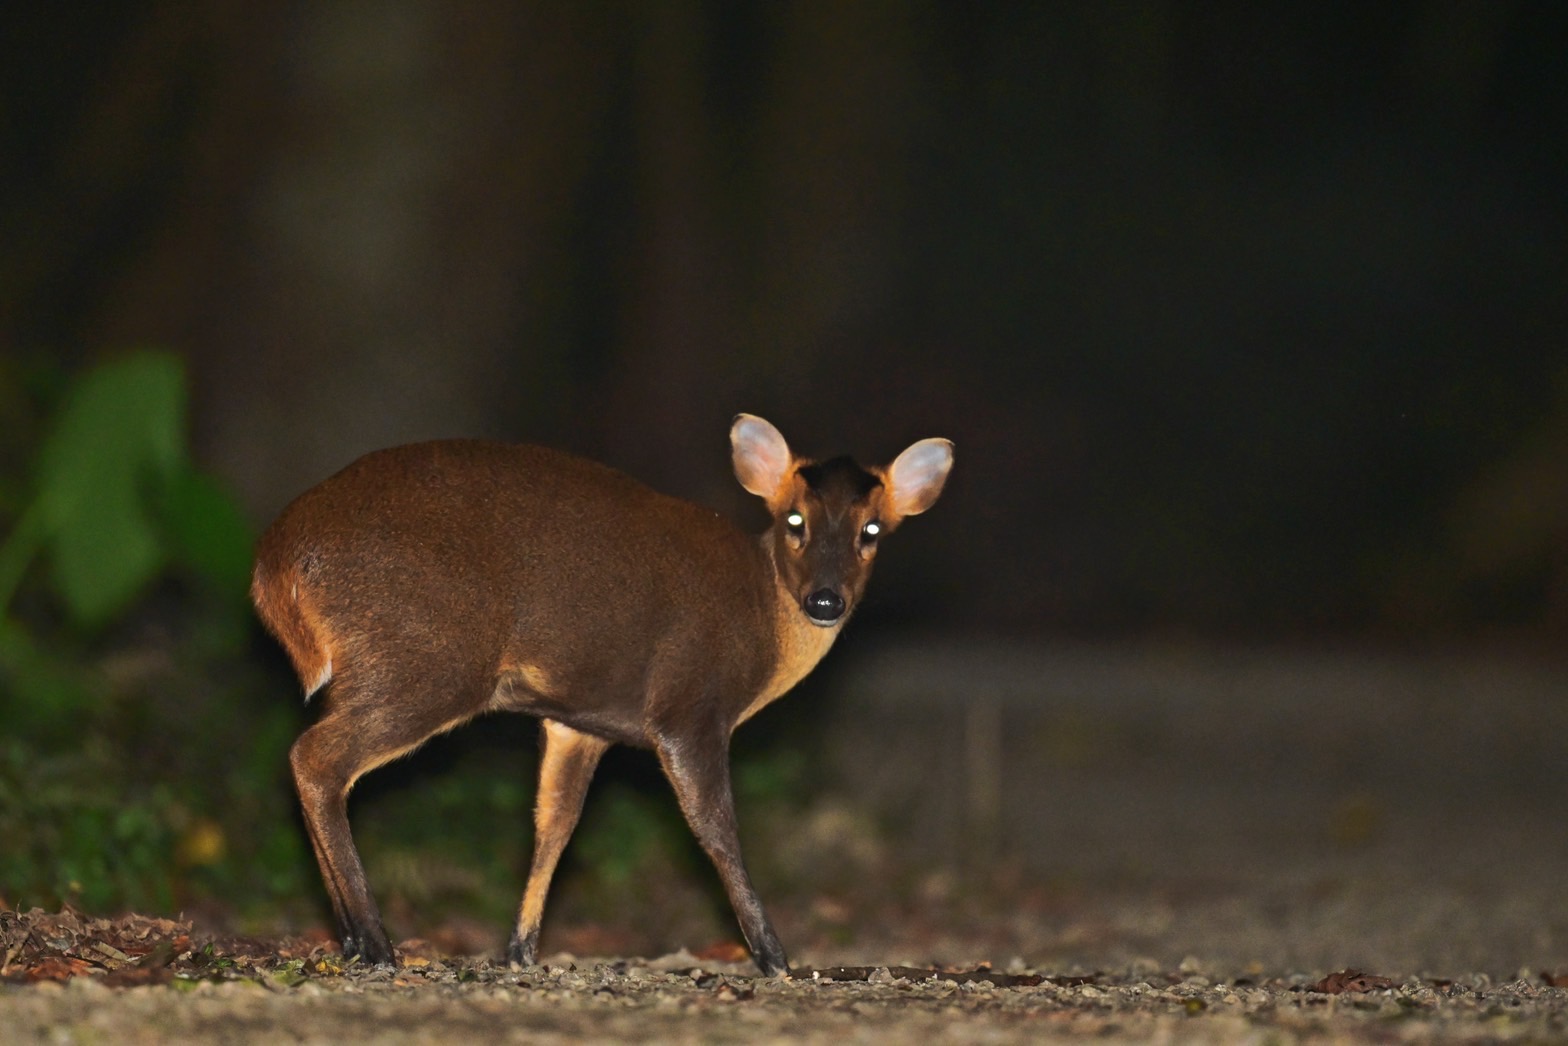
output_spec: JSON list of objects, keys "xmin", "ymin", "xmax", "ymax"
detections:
[
  {"xmin": 731, "ymin": 415, "xmax": 793, "ymax": 498},
  {"xmin": 889, "ymin": 438, "xmax": 953, "ymax": 517}
]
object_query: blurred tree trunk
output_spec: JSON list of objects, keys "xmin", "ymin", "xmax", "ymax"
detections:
[
  {"xmin": 45, "ymin": 2, "xmax": 620, "ymax": 516},
  {"xmin": 743, "ymin": 0, "xmax": 928, "ymax": 448},
  {"xmin": 595, "ymin": 0, "xmax": 736, "ymax": 504},
  {"xmin": 596, "ymin": 2, "xmax": 932, "ymax": 507},
  {"xmin": 194, "ymin": 3, "xmax": 620, "ymax": 515},
  {"xmin": 13, "ymin": 2, "xmax": 934, "ymax": 519}
]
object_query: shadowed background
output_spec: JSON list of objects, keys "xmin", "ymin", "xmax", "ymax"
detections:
[
  {"xmin": 8, "ymin": 1, "xmax": 1566, "ymax": 642},
  {"xmin": 3, "ymin": 2, "xmax": 1567, "ymax": 967}
]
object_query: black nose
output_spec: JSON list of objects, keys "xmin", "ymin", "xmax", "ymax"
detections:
[{"xmin": 803, "ymin": 588, "xmax": 846, "ymax": 624}]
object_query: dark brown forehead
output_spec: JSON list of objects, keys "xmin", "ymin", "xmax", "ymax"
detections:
[{"xmin": 795, "ymin": 456, "xmax": 882, "ymax": 502}]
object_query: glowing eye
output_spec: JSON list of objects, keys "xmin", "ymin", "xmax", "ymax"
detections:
[
  {"xmin": 861, "ymin": 521, "xmax": 881, "ymax": 542},
  {"xmin": 785, "ymin": 511, "xmax": 805, "ymax": 533}
]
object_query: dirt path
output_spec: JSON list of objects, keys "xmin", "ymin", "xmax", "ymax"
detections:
[
  {"xmin": 4, "ymin": 908, "xmax": 1568, "ymax": 1043},
  {"xmin": 8, "ymin": 645, "xmax": 1568, "ymax": 1042},
  {"xmin": 6, "ymin": 947, "xmax": 1568, "ymax": 1043}
]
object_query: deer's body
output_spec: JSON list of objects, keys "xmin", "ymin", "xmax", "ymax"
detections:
[{"xmin": 252, "ymin": 417, "xmax": 951, "ymax": 975}]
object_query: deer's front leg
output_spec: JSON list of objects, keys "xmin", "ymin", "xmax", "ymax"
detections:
[{"xmin": 655, "ymin": 730, "xmax": 789, "ymax": 976}]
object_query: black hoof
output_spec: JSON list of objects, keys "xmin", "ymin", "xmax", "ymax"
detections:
[
  {"xmin": 342, "ymin": 932, "xmax": 397, "ymax": 967},
  {"xmin": 754, "ymin": 947, "xmax": 791, "ymax": 978},
  {"xmin": 506, "ymin": 930, "xmax": 539, "ymax": 969}
]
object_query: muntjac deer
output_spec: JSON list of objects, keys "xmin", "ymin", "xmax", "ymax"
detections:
[{"xmin": 252, "ymin": 415, "xmax": 953, "ymax": 975}]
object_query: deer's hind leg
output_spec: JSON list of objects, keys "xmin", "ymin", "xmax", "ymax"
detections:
[{"xmin": 292, "ymin": 666, "xmax": 488, "ymax": 964}]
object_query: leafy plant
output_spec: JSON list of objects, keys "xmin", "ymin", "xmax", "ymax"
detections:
[
  {"xmin": 0, "ymin": 351, "xmax": 251, "ymax": 641},
  {"xmin": 0, "ymin": 741, "xmax": 181, "ymax": 913},
  {"xmin": 0, "ymin": 350, "xmax": 292, "ymax": 913},
  {"xmin": 0, "ymin": 352, "xmax": 825, "ymax": 934}
]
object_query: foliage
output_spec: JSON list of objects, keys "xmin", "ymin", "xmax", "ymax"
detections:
[
  {"xmin": 0, "ymin": 351, "xmax": 821, "ymax": 938},
  {"xmin": 569, "ymin": 783, "xmax": 695, "ymax": 892},
  {"xmin": 0, "ymin": 741, "xmax": 175, "ymax": 912},
  {"xmin": 0, "ymin": 352, "xmax": 252, "ymax": 635},
  {"xmin": 0, "ymin": 350, "xmax": 310, "ymax": 915},
  {"xmin": 345, "ymin": 729, "xmax": 814, "ymax": 938}
]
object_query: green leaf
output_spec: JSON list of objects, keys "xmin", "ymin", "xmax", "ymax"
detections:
[
  {"xmin": 35, "ymin": 351, "xmax": 186, "ymax": 488},
  {"xmin": 47, "ymin": 477, "xmax": 166, "ymax": 628},
  {"xmin": 0, "ymin": 497, "xmax": 48, "ymax": 622},
  {"xmin": 159, "ymin": 469, "xmax": 256, "ymax": 595},
  {"xmin": 271, "ymin": 965, "xmax": 308, "ymax": 988},
  {"xmin": 0, "ymin": 624, "xmax": 96, "ymax": 739},
  {"xmin": 32, "ymin": 352, "xmax": 188, "ymax": 629}
]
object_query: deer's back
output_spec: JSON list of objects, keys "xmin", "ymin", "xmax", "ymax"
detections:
[{"xmin": 256, "ymin": 441, "xmax": 775, "ymax": 735}]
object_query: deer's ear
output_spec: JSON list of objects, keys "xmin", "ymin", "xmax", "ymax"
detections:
[
  {"xmin": 884, "ymin": 438, "xmax": 953, "ymax": 519},
  {"xmin": 731, "ymin": 414, "xmax": 794, "ymax": 501}
]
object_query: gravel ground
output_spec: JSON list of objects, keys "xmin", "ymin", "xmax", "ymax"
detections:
[
  {"xmin": 6, "ymin": 643, "xmax": 1567, "ymax": 1042},
  {"xmin": 6, "ymin": 942, "xmax": 1568, "ymax": 1044}
]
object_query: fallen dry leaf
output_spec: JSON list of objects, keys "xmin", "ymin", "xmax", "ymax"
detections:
[
  {"xmin": 1, "ymin": 907, "xmax": 197, "ymax": 986},
  {"xmin": 102, "ymin": 964, "xmax": 175, "ymax": 988},
  {"xmin": 1311, "ymin": 969, "xmax": 1395, "ymax": 994},
  {"xmin": 694, "ymin": 940, "xmax": 750, "ymax": 964},
  {"xmin": 395, "ymin": 938, "xmax": 441, "ymax": 961},
  {"xmin": 23, "ymin": 956, "xmax": 95, "ymax": 983}
]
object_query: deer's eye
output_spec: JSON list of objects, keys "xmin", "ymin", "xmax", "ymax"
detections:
[
  {"xmin": 785, "ymin": 511, "xmax": 806, "ymax": 538},
  {"xmin": 860, "ymin": 520, "xmax": 882, "ymax": 545}
]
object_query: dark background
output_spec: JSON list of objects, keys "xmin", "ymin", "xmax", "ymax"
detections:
[{"xmin": 5, "ymin": 1, "xmax": 1567, "ymax": 647}]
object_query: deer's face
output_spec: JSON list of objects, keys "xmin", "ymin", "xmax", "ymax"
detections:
[{"xmin": 769, "ymin": 457, "xmax": 887, "ymax": 626}]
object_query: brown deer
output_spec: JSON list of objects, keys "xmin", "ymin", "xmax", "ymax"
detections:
[{"xmin": 251, "ymin": 414, "xmax": 953, "ymax": 975}]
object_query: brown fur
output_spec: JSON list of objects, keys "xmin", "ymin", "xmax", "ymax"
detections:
[
  {"xmin": 250, "ymin": 558, "xmax": 334, "ymax": 697},
  {"xmin": 252, "ymin": 420, "xmax": 951, "ymax": 976}
]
